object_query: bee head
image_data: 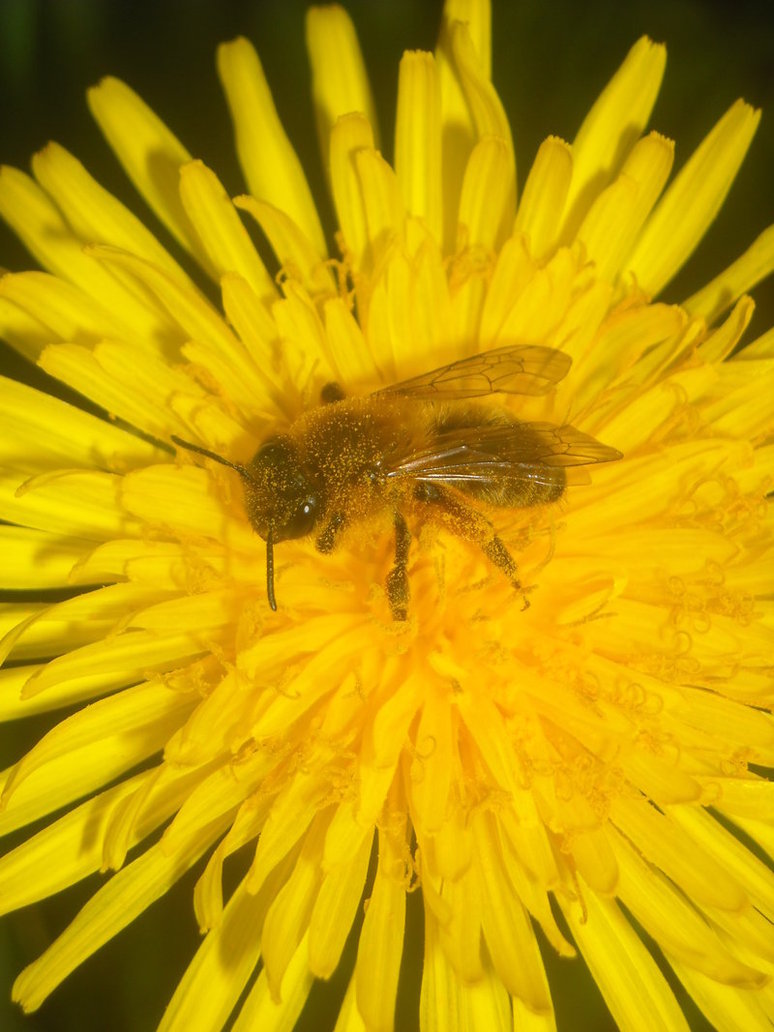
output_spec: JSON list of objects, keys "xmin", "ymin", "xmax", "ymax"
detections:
[
  {"xmin": 170, "ymin": 433, "xmax": 322, "ymax": 613},
  {"xmin": 244, "ymin": 436, "xmax": 322, "ymax": 543}
]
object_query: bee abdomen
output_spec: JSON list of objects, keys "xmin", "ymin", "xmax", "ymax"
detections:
[{"xmin": 462, "ymin": 465, "xmax": 566, "ymax": 508}]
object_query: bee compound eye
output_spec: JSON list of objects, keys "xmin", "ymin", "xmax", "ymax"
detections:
[
  {"xmin": 285, "ymin": 494, "xmax": 319, "ymax": 537},
  {"xmin": 256, "ymin": 438, "xmax": 292, "ymax": 469}
]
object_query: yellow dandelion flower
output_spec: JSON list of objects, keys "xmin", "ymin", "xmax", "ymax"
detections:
[{"xmin": 1, "ymin": 3, "xmax": 773, "ymax": 1030}]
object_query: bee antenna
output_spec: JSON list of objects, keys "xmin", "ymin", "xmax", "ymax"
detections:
[
  {"xmin": 171, "ymin": 434, "xmax": 254, "ymax": 481},
  {"xmin": 266, "ymin": 529, "xmax": 278, "ymax": 611}
]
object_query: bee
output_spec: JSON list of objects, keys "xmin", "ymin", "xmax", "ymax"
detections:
[{"xmin": 172, "ymin": 345, "xmax": 621, "ymax": 619}]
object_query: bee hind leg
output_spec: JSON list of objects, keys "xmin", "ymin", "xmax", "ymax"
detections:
[
  {"xmin": 386, "ymin": 512, "xmax": 411, "ymax": 621},
  {"xmin": 414, "ymin": 483, "xmax": 529, "ymax": 608}
]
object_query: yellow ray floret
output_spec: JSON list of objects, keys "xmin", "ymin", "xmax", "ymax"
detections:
[{"xmin": 0, "ymin": 1, "xmax": 772, "ymax": 1030}]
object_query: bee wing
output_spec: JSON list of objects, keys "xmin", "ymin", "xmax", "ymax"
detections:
[
  {"xmin": 376, "ymin": 345, "xmax": 571, "ymax": 399},
  {"xmin": 386, "ymin": 421, "xmax": 621, "ymax": 487}
]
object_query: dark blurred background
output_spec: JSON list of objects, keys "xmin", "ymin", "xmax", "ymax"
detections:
[{"xmin": 0, "ymin": 1, "xmax": 772, "ymax": 1029}]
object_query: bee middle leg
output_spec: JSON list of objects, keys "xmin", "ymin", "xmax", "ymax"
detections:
[
  {"xmin": 386, "ymin": 512, "xmax": 411, "ymax": 621},
  {"xmin": 413, "ymin": 483, "xmax": 527, "ymax": 605}
]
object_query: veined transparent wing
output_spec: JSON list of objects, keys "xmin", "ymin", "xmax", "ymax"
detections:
[{"xmin": 377, "ymin": 345, "xmax": 572, "ymax": 400}]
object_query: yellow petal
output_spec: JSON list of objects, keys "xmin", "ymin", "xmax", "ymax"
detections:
[
  {"xmin": 0, "ymin": 584, "xmax": 155, "ymax": 667},
  {"xmin": 448, "ymin": 16, "xmax": 508, "ymax": 142},
  {"xmin": 563, "ymin": 892, "xmax": 691, "ymax": 1032},
  {"xmin": 457, "ymin": 692, "xmax": 519, "ymax": 793},
  {"xmin": 615, "ymin": 834, "xmax": 768, "ymax": 988},
  {"xmin": 322, "ymin": 295, "xmax": 379, "ymax": 386},
  {"xmin": 104, "ymin": 759, "xmax": 223, "ymax": 874},
  {"xmin": 193, "ymin": 795, "xmax": 270, "ymax": 932},
  {"xmin": 308, "ymin": 824, "xmax": 372, "ymax": 978},
  {"xmin": 0, "ymin": 168, "xmax": 177, "ymax": 342},
  {"xmin": 231, "ymin": 931, "xmax": 313, "ymax": 1032},
  {"xmin": 0, "ymin": 373, "xmax": 159, "ymax": 471},
  {"xmin": 87, "ymin": 244, "xmax": 267, "ymax": 416},
  {"xmin": 474, "ymin": 812, "xmax": 552, "ymax": 1013},
  {"xmin": 305, "ymin": 4, "xmax": 378, "ymax": 172},
  {"xmin": 246, "ymin": 770, "xmax": 327, "ymax": 894},
  {"xmin": 220, "ymin": 271, "xmax": 280, "ymax": 382},
  {"xmin": 395, "ymin": 51, "xmax": 443, "ymax": 243},
  {"xmin": 685, "ymin": 224, "xmax": 774, "ymax": 325},
  {"xmin": 1, "ymin": 679, "xmax": 196, "ymax": 804},
  {"xmin": 435, "ymin": 0, "xmax": 492, "ymax": 251},
  {"xmin": 697, "ymin": 295, "xmax": 754, "ymax": 363},
  {"xmin": 0, "ymin": 295, "xmax": 51, "ymax": 361},
  {"xmin": 178, "ymin": 160, "xmax": 276, "ymax": 300},
  {"xmin": 611, "ymin": 798, "xmax": 747, "ymax": 912},
  {"xmin": 564, "ymin": 36, "xmax": 666, "ymax": 233},
  {"xmin": 569, "ymin": 301, "xmax": 685, "ymax": 412},
  {"xmin": 31, "ymin": 141, "xmax": 189, "ymax": 284},
  {"xmin": 626, "ymin": 100, "xmax": 761, "ymax": 297},
  {"xmin": 38, "ymin": 340, "xmax": 201, "ymax": 441},
  {"xmin": 0, "ymin": 526, "xmax": 89, "ymax": 590},
  {"xmin": 359, "ymin": 673, "xmax": 422, "ymax": 824},
  {"xmin": 19, "ymin": 623, "xmax": 207, "ymax": 705},
  {"xmin": 0, "ymin": 269, "xmax": 173, "ymax": 355},
  {"xmin": 669, "ymin": 806, "xmax": 774, "ymax": 919},
  {"xmin": 486, "ymin": 244, "xmax": 585, "ymax": 349},
  {"xmin": 86, "ymin": 244, "xmax": 242, "ymax": 364},
  {"xmin": 514, "ymin": 136, "xmax": 573, "ymax": 260},
  {"xmin": 736, "ymin": 325, "xmax": 774, "ymax": 360},
  {"xmin": 355, "ymin": 831, "xmax": 407, "ymax": 1031},
  {"xmin": 158, "ymin": 875, "xmax": 269, "ymax": 1032},
  {"xmin": 705, "ymin": 360, "xmax": 774, "ymax": 439},
  {"xmin": 457, "ymin": 134, "xmax": 513, "ymax": 251},
  {"xmin": 441, "ymin": 0, "xmax": 491, "ymax": 78},
  {"xmin": 14, "ymin": 814, "xmax": 226, "ymax": 1014},
  {"xmin": 0, "ymin": 776, "xmax": 142, "ymax": 915},
  {"xmin": 421, "ymin": 912, "xmax": 512, "ymax": 1032},
  {"xmin": 1, "ymin": 663, "xmax": 103, "ymax": 721},
  {"xmin": 0, "ymin": 677, "xmax": 194, "ymax": 838},
  {"xmin": 409, "ymin": 689, "xmax": 453, "ymax": 836},
  {"xmin": 712, "ymin": 780, "xmax": 774, "ymax": 828},
  {"xmin": 576, "ymin": 132, "xmax": 674, "ymax": 280},
  {"xmin": 216, "ymin": 37, "xmax": 326, "ymax": 255},
  {"xmin": 622, "ymin": 747, "xmax": 702, "ymax": 804},
  {"xmin": 234, "ymin": 193, "xmax": 334, "ymax": 298},
  {"xmin": 364, "ymin": 224, "xmax": 453, "ymax": 382},
  {"xmin": 569, "ymin": 827, "xmax": 620, "ymax": 894},
  {"xmin": 576, "ymin": 173, "xmax": 640, "ymax": 280},
  {"xmin": 0, "ymin": 468, "xmax": 137, "ymax": 540},
  {"xmin": 478, "ymin": 234, "xmax": 533, "ymax": 345},
  {"xmin": 86, "ymin": 77, "xmax": 212, "ymax": 271},
  {"xmin": 120, "ymin": 464, "xmax": 254, "ymax": 549},
  {"xmin": 355, "ymin": 147, "xmax": 406, "ymax": 264},
  {"xmin": 329, "ymin": 113, "xmax": 375, "ymax": 268},
  {"xmin": 435, "ymin": 868, "xmax": 484, "ymax": 981},
  {"xmin": 161, "ymin": 762, "xmax": 253, "ymax": 859},
  {"xmin": 449, "ymin": 20, "xmax": 514, "ymax": 203},
  {"xmin": 670, "ymin": 959, "xmax": 774, "ymax": 1032},
  {"xmin": 129, "ymin": 589, "xmax": 240, "ymax": 635},
  {"xmin": 272, "ymin": 282, "xmax": 337, "ymax": 397},
  {"xmin": 262, "ymin": 812, "xmax": 327, "ymax": 1000}
]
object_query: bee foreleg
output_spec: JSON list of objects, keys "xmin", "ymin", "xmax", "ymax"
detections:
[
  {"xmin": 385, "ymin": 511, "xmax": 411, "ymax": 621},
  {"xmin": 413, "ymin": 483, "xmax": 528, "ymax": 607},
  {"xmin": 316, "ymin": 512, "xmax": 346, "ymax": 553}
]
